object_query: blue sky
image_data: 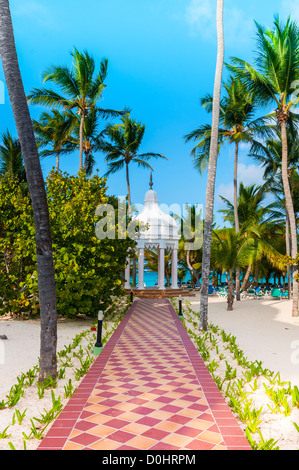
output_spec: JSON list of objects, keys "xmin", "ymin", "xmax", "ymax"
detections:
[{"xmin": 0, "ymin": 0, "xmax": 298, "ymax": 226}]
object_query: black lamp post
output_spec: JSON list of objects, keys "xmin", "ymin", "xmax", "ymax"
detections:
[
  {"xmin": 178, "ymin": 295, "xmax": 183, "ymax": 317},
  {"xmin": 94, "ymin": 310, "xmax": 104, "ymax": 355}
]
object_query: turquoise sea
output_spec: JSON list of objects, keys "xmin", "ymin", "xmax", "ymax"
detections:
[{"xmin": 132, "ymin": 270, "xmax": 288, "ymax": 287}]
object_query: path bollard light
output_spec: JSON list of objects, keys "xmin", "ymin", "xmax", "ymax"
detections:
[
  {"xmin": 178, "ymin": 295, "xmax": 183, "ymax": 317},
  {"xmin": 93, "ymin": 310, "xmax": 104, "ymax": 356},
  {"xmin": 130, "ymin": 290, "xmax": 134, "ymax": 303}
]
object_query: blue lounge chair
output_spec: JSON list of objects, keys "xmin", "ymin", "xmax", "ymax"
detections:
[{"xmin": 270, "ymin": 288, "xmax": 281, "ymax": 300}]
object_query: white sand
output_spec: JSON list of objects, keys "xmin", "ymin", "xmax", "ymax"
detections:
[
  {"xmin": 1, "ymin": 296, "xmax": 299, "ymax": 450},
  {"xmin": 186, "ymin": 294, "xmax": 299, "ymax": 387},
  {"xmin": 0, "ymin": 316, "xmax": 93, "ymax": 398}
]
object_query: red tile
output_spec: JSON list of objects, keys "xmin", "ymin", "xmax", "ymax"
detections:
[
  {"xmin": 108, "ymin": 430, "xmax": 135, "ymax": 443},
  {"xmin": 132, "ymin": 406, "xmax": 156, "ymax": 415},
  {"xmin": 175, "ymin": 426, "xmax": 201, "ymax": 438},
  {"xmin": 104, "ymin": 418, "xmax": 131, "ymax": 429},
  {"xmin": 136, "ymin": 417, "xmax": 161, "ymax": 427},
  {"xmin": 142, "ymin": 428, "xmax": 169, "ymax": 440}
]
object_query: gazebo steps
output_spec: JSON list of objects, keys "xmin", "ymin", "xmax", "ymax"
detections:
[{"xmin": 125, "ymin": 288, "xmax": 196, "ymax": 298}]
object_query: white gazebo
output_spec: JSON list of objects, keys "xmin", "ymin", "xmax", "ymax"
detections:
[{"xmin": 125, "ymin": 176, "xmax": 180, "ymax": 290}]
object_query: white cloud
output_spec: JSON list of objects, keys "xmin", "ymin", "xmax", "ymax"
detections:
[
  {"xmin": 185, "ymin": 0, "xmax": 253, "ymax": 45},
  {"xmin": 11, "ymin": 0, "xmax": 60, "ymax": 30},
  {"xmin": 216, "ymin": 162, "xmax": 265, "ymax": 206},
  {"xmin": 185, "ymin": 0, "xmax": 215, "ymax": 36}
]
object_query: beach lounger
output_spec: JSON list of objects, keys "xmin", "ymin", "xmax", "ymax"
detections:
[
  {"xmin": 246, "ymin": 288, "xmax": 256, "ymax": 299},
  {"xmin": 270, "ymin": 288, "xmax": 281, "ymax": 300}
]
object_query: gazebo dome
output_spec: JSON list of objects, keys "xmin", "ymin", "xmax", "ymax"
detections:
[{"xmin": 134, "ymin": 188, "xmax": 180, "ymax": 243}]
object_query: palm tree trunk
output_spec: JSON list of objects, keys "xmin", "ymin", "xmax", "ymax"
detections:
[
  {"xmin": 280, "ymin": 120, "xmax": 298, "ymax": 316},
  {"xmin": 227, "ymin": 270, "xmax": 234, "ymax": 311},
  {"xmin": 286, "ymin": 211, "xmax": 292, "ymax": 300},
  {"xmin": 200, "ymin": 0, "xmax": 224, "ymax": 331},
  {"xmin": 79, "ymin": 114, "xmax": 85, "ymax": 170},
  {"xmin": 0, "ymin": 0, "xmax": 58, "ymax": 380},
  {"xmin": 56, "ymin": 153, "xmax": 60, "ymax": 172},
  {"xmin": 126, "ymin": 162, "xmax": 131, "ymax": 206},
  {"xmin": 242, "ymin": 264, "xmax": 252, "ymax": 290},
  {"xmin": 234, "ymin": 141, "xmax": 241, "ymax": 301}
]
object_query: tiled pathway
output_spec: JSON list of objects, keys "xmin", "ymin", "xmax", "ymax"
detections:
[{"xmin": 37, "ymin": 299, "xmax": 251, "ymax": 450}]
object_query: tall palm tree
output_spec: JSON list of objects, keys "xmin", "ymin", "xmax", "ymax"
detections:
[
  {"xmin": 28, "ymin": 48, "xmax": 126, "ymax": 171},
  {"xmin": 102, "ymin": 113, "xmax": 167, "ymax": 206},
  {"xmin": 0, "ymin": 0, "xmax": 58, "ymax": 381},
  {"xmin": 227, "ymin": 15, "xmax": 299, "ymax": 317},
  {"xmin": 199, "ymin": 0, "xmax": 224, "ymax": 331},
  {"xmin": 185, "ymin": 76, "xmax": 272, "ymax": 300},
  {"xmin": 250, "ymin": 128, "xmax": 299, "ymax": 298},
  {"xmin": 33, "ymin": 110, "xmax": 77, "ymax": 171},
  {"xmin": 0, "ymin": 130, "xmax": 26, "ymax": 181}
]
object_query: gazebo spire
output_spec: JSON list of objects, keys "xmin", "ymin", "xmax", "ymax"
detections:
[{"xmin": 149, "ymin": 172, "xmax": 153, "ymax": 189}]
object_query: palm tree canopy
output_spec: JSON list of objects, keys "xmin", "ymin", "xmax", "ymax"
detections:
[
  {"xmin": 33, "ymin": 110, "xmax": 77, "ymax": 157},
  {"xmin": 227, "ymin": 15, "xmax": 299, "ymax": 111},
  {"xmin": 185, "ymin": 75, "xmax": 273, "ymax": 174},
  {"xmin": 102, "ymin": 113, "xmax": 167, "ymax": 175},
  {"xmin": 28, "ymin": 48, "xmax": 108, "ymax": 113},
  {"xmin": 219, "ymin": 182, "xmax": 278, "ymax": 227}
]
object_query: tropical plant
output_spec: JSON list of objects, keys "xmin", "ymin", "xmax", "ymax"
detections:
[
  {"xmin": 102, "ymin": 112, "xmax": 166, "ymax": 206},
  {"xmin": 211, "ymin": 227, "xmax": 255, "ymax": 310},
  {"xmin": 28, "ymin": 47, "xmax": 125, "ymax": 171},
  {"xmin": 185, "ymin": 75, "xmax": 274, "ymax": 300},
  {"xmin": 250, "ymin": 128, "xmax": 299, "ymax": 296},
  {"xmin": 72, "ymin": 107, "xmax": 106, "ymax": 175},
  {"xmin": 198, "ymin": 0, "xmax": 224, "ymax": 330},
  {"xmin": 0, "ymin": 171, "xmax": 135, "ymax": 319},
  {"xmin": 33, "ymin": 110, "xmax": 77, "ymax": 171},
  {"xmin": 177, "ymin": 204, "xmax": 203, "ymax": 286},
  {"xmin": 219, "ymin": 183, "xmax": 285, "ymax": 289},
  {"xmin": 0, "ymin": 130, "xmax": 26, "ymax": 181},
  {"xmin": 227, "ymin": 15, "xmax": 299, "ymax": 316},
  {"xmin": 0, "ymin": 0, "xmax": 58, "ymax": 382}
]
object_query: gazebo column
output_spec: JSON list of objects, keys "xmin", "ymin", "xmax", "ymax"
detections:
[
  {"xmin": 158, "ymin": 247, "xmax": 165, "ymax": 290},
  {"xmin": 138, "ymin": 248, "xmax": 145, "ymax": 289},
  {"xmin": 171, "ymin": 248, "xmax": 178, "ymax": 289},
  {"xmin": 125, "ymin": 256, "xmax": 131, "ymax": 289}
]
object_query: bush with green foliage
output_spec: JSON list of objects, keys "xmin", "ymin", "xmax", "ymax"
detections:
[{"xmin": 0, "ymin": 170, "xmax": 135, "ymax": 318}]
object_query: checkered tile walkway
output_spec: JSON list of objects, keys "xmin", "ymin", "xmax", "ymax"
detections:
[{"xmin": 37, "ymin": 299, "xmax": 251, "ymax": 450}]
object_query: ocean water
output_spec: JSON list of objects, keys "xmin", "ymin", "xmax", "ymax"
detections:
[{"xmin": 132, "ymin": 270, "xmax": 288, "ymax": 288}]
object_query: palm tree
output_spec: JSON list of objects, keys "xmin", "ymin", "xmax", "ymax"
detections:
[
  {"xmin": 219, "ymin": 183, "xmax": 284, "ymax": 290},
  {"xmin": 0, "ymin": 0, "xmax": 58, "ymax": 381},
  {"xmin": 211, "ymin": 227, "xmax": 255, "ymax": 310},
  {"xmin": 227, "ymin": 15, "xmax": 299, "ymax": 317},
  {"xmin": 102, "ymin": 113, "xmax": 167, "ymax": 206},
  {"xmin": 33, "ymin": 110, "xmax": 77, "ymax": 171},
  {"xmin": 198, "ymin": 0, "xmax": 224, "ymax": 330},
  {"xmin": 28, "ymin": 48, "xmax": 126, "ymax": 171},
  {"xmin": 250, "ymin": 129, "xmax": 299, "ymax": 298},
  {"xmin": 0, "ymin": 130, "xmax": 26, "ymax": 181},
  {"xmin": 73, "ymin": 107, "xmax": 106, "ymax": 176},
  {"xmin": 176, "ymin": 204, "xmax": 203, "ymax": 286},
  {"xmin": 185, "ymin": 76, "xmax": 273, "ymax": 300}
]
